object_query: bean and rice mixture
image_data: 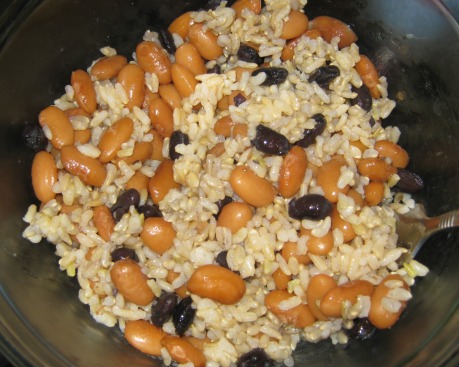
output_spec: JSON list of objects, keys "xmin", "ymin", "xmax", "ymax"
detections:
[{"xmin": 22, "ymin": 0, "xmax": 430, "ymax": 366}]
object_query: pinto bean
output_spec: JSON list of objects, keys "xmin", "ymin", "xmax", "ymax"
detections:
[
  {"xmin": 265, "ymin": 290, "xmax": 316, "ymax": 328},
  {"xmin": 136, "ymin": 41, "xmax": 172, "ymax": 85},
  {"xmin": 124, "ymin": 320, "xmax": 165, "ymax": 356},
  {"xmin": 357, "ymin": 158, "xmax": 397, "ymax": 182},
  {"xmin": 161, "ymin": 336, "xmax": 206, "ymax": 367},
  {"xmin": 306, "ymin": 274, "xmax": 338, "ymax": 321},
  {"xmin": 231, "ymin": 0, "xmax": 262, "ymax": 17},
  {"xmin": 187, "ymin": 264, "xmax": 246, "ymax": 305},
  {"xmin": 355, "ymin": 55, "xmax": 381, "ymax": 99},
  {"xmin": 316, "ymin": 158, "xmax": 350, "ymax": 203},
  {"xmin": 148, "ymin": 97, "xmax": 174, "ymax": 139},
  {"xmin": 93, "ymin": 205, "xmax": 115, "ymax": 242},
  {"xmin": 166, "ymin": 270, "xmax": 188, "ymax": 298},
  {"xmin": 217, "ymin": 201, "xmax": 253, "ymax": 234},
  {"xmin": 272, "ymin": 268, "xmax": 291, "ymax": 290},
  {"xmin": 117, "ymin": 141, "xmax": 153, "ymax": 166},
  {"xmin": 281, "ymin": 241, "xmax": 311, "ymax": 265},
  {"xmin": 158, "ymin": 84, "xmax": 182, "ymax": 109},
  {"xmin": 280, "ymin": 10, "xmax": 309, "ymax": 40},
  {"xmin": 309, "ymin": 15, "xmax": 358, "ymax": 49},
  {"xmin": 98, "ymin": 117, "xmax": 134, "ymax": 163},
  {"xmin": 330, "ymin": 205, "xmax": 356, "ymax": 242},
  {"xmin": 364, "ymin": 181, "xmax": 385, "ymax": 206},
  {"xmin": 281, "ymin": 29, "xmax": 322, "ymax": 61},
  {"xmin": 168, "ymin": 11, "xmax": 194, "ymax": 39},
  {"xmin": 74, "ymin": 129, "xmax": 91, "ymax": 145},
  {"xmin": 148, "ymin": 159, "xmax": 180, "ymax": 204},
  {"xmin": 149, "ymin": 129, "xmax": 164, "ymax": 161},
  {"xmin": 300, "ymin": 228, "xmax": 334, "ymax": 256},
  {"xmin": 31, "ymin": 151, "xmax": 58, "ymax": 203},
  {"xmin": 171, "ymin": 63, "xmax": 198, "ymax": 98},
  {"xmin": 374, "ymin": 140, "xmax": 409, "ymax": 169},
  {"xmin": 140, "ymin": 217, "xmax": 176, "ymax": 255},
  {"xmin": 38, "ymin": 106, "xmax": 74, "ymax": 149},
  {"xmin": 125, "ymin": 171, "xmax": 149, "ymax": 193},
  {"xmin": 187, "ymin": 23, "xmax": 223, "ymax": 61},
  {"xmin": 91, "ymin": 55, "xmax": 127, "ymax": 80},
  {"xmin": 117, "ymin": 63, "xmax": 145, "ymax": 110},
  {"xmin": 279, "ymin": 146, "xmax": 308, "ymax": 198},
  {"xmin": 175, "ymin": 43, "xmax": 207, "ymax": 76},
  {"xmin": 71, "ymin": 69, "xmax": 97, "ymax": 114}
]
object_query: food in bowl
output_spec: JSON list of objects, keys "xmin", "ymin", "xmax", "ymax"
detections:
[{"xmin": 21, "ymin": 0, "xmax": 429, "ymax": 365}]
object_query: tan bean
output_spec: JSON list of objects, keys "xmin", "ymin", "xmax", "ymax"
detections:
[
  {"xmin": 175, "ymin": 43, "xmax": 207, "ymax": 76},
  {"xmin": 98, "ymin": 117, "xmax": 134, "ymax": 163},
  {"xmin": 61, "ymin": 145, "xmax": 107, "ymax": 187},
  {"xmin": 148, "ymin": 159, "xmax": 180, "ymax": 205},
  {"xmin": 347, "ymin": 189, "xmax": 365, "ymax": 211},
  {"xmin": 207, "ymin": 142, "xmax": 226, "ymax": 157},
  {"xmin": 272, "ymin": 268, "xmax": 291, "ymax": 290},
  {"xmin": 91, "ymin": 55, "xmax": 128, "ymax": 80},
  {"xmin": 309, "ymin": 15, "xmax": 358, "ymax": 49},
  {"xmin": 280, "ymin": 10, "xmax": 309, "ymax": 40},
  {"xmin": 364, "ymin": 181, "xmax": 385, "ymax": 206},
  {"xmin": 306, "ymin": 274, "xmax": 338, "ymax": 321},
  {"xmin": 349, "ymin": 139, "xmax": 367, "ymax": 153},
  {"xmin": 217, "ymin": 202, "xmax": 253, "ymax": 234},
  {"xmin": 63, "ymin": 107, "xmax": 91, "ymax": 118},
  {"xmin": 229, "ymin": 165, "xmax": 276, "ymax": 208},
  {"xmin": 300, "ymin": 228, "xmax": 334, "ymax": 256},
  {"xmin": 93, "ymin": 205, "xmax": 115, "ymax": 242},
  {"xmin": 281, "ymin": 241, "xmax": 311, "ymax": 265},
  {"xmin": 279, "ymin": 146, "xmax": 308, "ymax": 198},
  {"xmin": 374, "ymin": 140, "xmax": 409, "ymax": 169},
  {"xmin": 357, "ymin": 158, "xmax": 397, "ymax": 182},
  {"xmin": 149, "ymin": 129, "xmax": 164, "ymax": 161},
  {"xmin": 316, "ymin": 157, "xmax": 349, "ymax": 203},
  {"xmin": 161, "ymin": 336, "xmax": 206, "ymax": 367},
  {"xmin": 125, "ymin": 170, "xmax": 150, "ymax": 193},
  {"xmin": 281, "ymin": 29, "xmax": 322, "ymax": 61},
  {"xmin": 31, "ymin": 151, "xmax": 58, "ymax": 203},
  {"xmin": 368, "ymin": 274, "xmax": 409, "ymax": 329},
  {"xmin": 158, "ymin": 84, "xmax": 182, "ymax": 109},
  {"xmin": 74, "ymin": 129, "xmax": 91, "ymax": 145},
  {"xmin": 231, "ymin": 123, "xmax": 248, "ymax": 138},
  {"xmin": 168, "ymin": 11, "xmax": 194, "ymax": 39},
  {"xmin": 117, "ymin": 63, "xmax": 145, "ymax": 110},
  {"xmin": 142, "ymin": 87, "xmax": 160, "ymax": 109},
  {"xmin": 117, "ymin": 141, "xmax": 153, "ymax": 165},
  {"xmin": 171, "ymin": 63, "xmax": 198, "ymax": 99},
  {"xmin": 148, "ymin": 97, "xmax": 174, "ymax": 139},
  {"xmin": 136, "ymin": 41, "xmax": 172, "ymax": 85},
  {"xmin": 231, "ymin": 66, "xmax": 253, "ymax": 82},
  {"xmin": 355, "ymin": 54, "xmax": 381, "ymax": 99},
  {"xmin": 187, "ymin": 264, "xmax": 246, "ymax": 305},
  {"xmin": 140, "ymin": 217, "xmax": 176, "ymax": 255},
  {"xmin": 166, "ymin": 270, "xmax": 188, "ymax": 298},
  {"xmin": 214, "ymin": 115, "xmax": 238, "ymax": 137},
  {"xmin": 38, "ymin": 106, "xmax": 75, "ymax": 149},
  {"xmin": 71, "ymin": 69, "xmax": 97, "ymax": 114},
  {"xmin": 265, "ymin": 290, "xmax": 316, "ymax": 328},
  {"xmin": 319, "ymin": 280, "xmax": 374, "ymax": 318},
  {"xmin": 187, "ymin": 23, "xmax": 223, "ymax": 61},
  {"xmin": 124, "ymin": 320, "xmax": 165, "ymax": 356},
  {"xmin": 231, "ymin": 0, "xmax": 262, "ymax": 17},
  {"xmin": 110, "ymin": 259, "xmax": 155, "ymax": 305},
  {"xmin": 330, "ymin": 205, "xmax": 356, "ymax": 242},
  {"xmin": 183, "ymin": 336, "xmax": 210, "ymax": 351}
]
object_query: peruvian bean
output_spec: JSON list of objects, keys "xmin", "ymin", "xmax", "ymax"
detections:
[
  {"xmin": 237, "ymin": 44, "xmax": 263, "ymax": 65},
  {"xmin": 308, "ymin": 65, "xmax": 340, "ymax": 89},
  {"xmin": 71, "ymin": 69, "xmax": 97, "ymax": 114},
  {"xmin": 171, "ymin": 63, "xmax": 198, "ymax": 98},
  {"xmin": 309, "ymin": 16, "xmax": 358, "ymax": 49},
  {"xmin": 316, "ymin": 158, "xmax": 350, "ymax": 203},
  {"xmin": 272, "ymin": 268, "xmax": 291, "ymax": 290},
  {"xmin": 31, "ymin": 151, "xmax": 58, "ymax": 203},
  {"xmin": 74, "ymin": 129, "xmax": 92, "ymax": 145},
  {"xmin": 148, "ymin": 97, "xmax": 174, "ymax": 138},
  {"xmin": 236, "ymin": 348, "xmax": 274, "ymax": 367},
  {"xmin": 364, "ymin": 181, "xmax": 385, "ymax": 206},
  {"xmin": 281, "ymin": 241, "xmax": 311, "ymax": 265},
  {"xmin": 355, "ymin": 55, "xmax": 381, "ymax": 99},
  {"xmin": 168, "ymin": 12, "xmax": 194, "ymax": 39},
  {"xmin": 118, "ymin": 141, "xmax": 153, "ymax": 166},
  {"xmin": 278, "ymin": 146, "xmax": 308, "ymax": 198},
  {"xmin": 251, "ymin": 67, "xmax": 288, "ymax": 86},
  {"xmin": 93, "ymin": 205, "xmax": 115, "ymax": 241},
  {"xmin": 111, "ymin": 188, "xmax": 140, "ymax": 222},
  {"xmin": 374, "ymin": 140, "xmax": 409, "ymax": 169},
  {"xmin": 187, "ymin": 23, "xmax": 223, "ymax": 61},
  {"xmin": 173, "ymin": 296, "xmax": 196, "ymax": 335},
  {"xmin": 151, "ymin": 292, "xmax": 178, "ymax": 327},
  {"xmin": 217, "ymin": 201, "xmax": 253, "ymax": 234},
  {"xmin": 295, "ymin": 113, "xmax": 327, "ymax": 148},
  {"xmin": 175, "ymin": 43, "xmax": 207, "ymax": 76},
  {"xmin": 140, "ymin": 217, "xmax": 176, "ymax": 255},
  {"xmin": 395, "ymin": 169, "xmax": 424, "ymax": 193},
  {"xmin": 161, "ymin": 336, "xmax": 206, "ymax": 367},
  {"xmin": 91, "ymin": 55, "xmax": 127, "ymax": 80},
  {"xmin": 232, "ymin": 0, "xmax": 262, "ymax": 17},
  {"xmin": 166, "ymin": 270, "xmax": 188, "ymax": 299},
  {"xmin": 288, "ymin": 194, "xmax": 332, "ymax": 220},
  {"xmin": 357, "ymin": 158, "xmax": 397, "ymax": 182},
  {"xmin": 281, "ymin": 29, "xmax": 322, "ymax": 61},
  {"xmin": 306, "ymin": 274, "xmax": 338, "ymax": 321},
  {"xmin": 251, "ymin": 124, "xmax": 291, "ymax": 156},
  {"xmin": 23, "ymin": 123, "xmax": 47, "ymax": 151},
  {"xmin": 158, "ymin": 84, "xmax": 182, "ymax": 109},
  {"xmin": 330, "ymin": 205, "xmax": 356, "ymax": 242},
  {"xmin": 124, "ymin": 320, "xmax": 165, "ymax": 356},
  {"xmin": 150, "ymin": 129, "xmax": 165, "ymax": 161},
  {"xmin": 38, "ymin": 106, "xmax": 74, "ymax": 149},
  {"xmin": 148, "ymin": 159, "xmax": 180, "ymax": 204},
  {"xmin": 265, "ymin": 290, "xmax": 316, "ymax": 328},
  {"xmin": 98, "ymin": 117, "xmax": 134, "ymax": 163},
  {"xmin": 117, "ymin": 63, "xmax": 145, "ymax": 111},
  {"xmin": 169, "ymin": 130, "xmax": 190, "ymax": 160},
  {"xmin": 301, "ymin": 228, "xmax": 334, "ymax": 256},
  {"xmin": 125, "ymin": 171, "xmax": 150, "ymax": 193},
  {"xmin": 215, "ymin": 196, "xmax": 233, "ymax": 218},
  {"xmin": 187, "ymin": 264, "xmax": 246, "ymax": 304},
  {"xmin": 159, "ymin": 29, "xmax": 176, "ymax": 55},
  {"xmin": 280, "ymin": 10, "xmax": 309, "ymax": 40},
  {"xmin": 136, "ymin": 41, "xmax": 172, "ymax": 85}
]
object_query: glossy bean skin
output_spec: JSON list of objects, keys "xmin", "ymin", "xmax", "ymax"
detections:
[
  {"xmin": 316, "ymin": 158, "xmax": 350, "ymax": 203},
  {"xmin": 351, "ymin": 85, "xmax": 372, "ymax": 112},
  {"xmin": 281, "ymin": 241, "xmax": 311, "ymax": 265},
  {"xmin": 301, "ymin": 228, "xmax": 334, "ymax": 256},
  {"xmin": 187, "ymin": 264, "xmax": 246, "ymax": 305},
  {"xmin": 251, "ymin": 124, "xmax": 291, "ymax": 156},
  {"xmin": 330, "ymin": 205, "xmax": 356, "ymax": 242},
  {"xmin": 136, "ymin": 41, "xmax": 172, "ymax": 85},
  {"xmin": 217, "ymin": 201, "xmax": 253, "ymax": 234},
  {"xmin": 368, "ymin": 274, "xmax": 409, "ymax": 329},
  {"xmin": 173, "ymin": 296, "xmax": 196, "ymax": 335},
  {"xmin": 280, "ymin": 10, "xmax": 309, "ymax": 40},
  {"xmin": 61, "ymin": 145, "xmax": 107, "ymax": 187},
  {"xmin": 31, "ymin": 151, "xmax": 58, "ymax": 203},
  {"xmin": 74, "ymin": 129, "xmax": 92, "ymax": 145},
  {"xmin": 279, "ymin": 146, "xmax": 308, "ymax": 198},
  {"xmin": 148, "ymin": 98, "xmax": 174, "ymax": 139},
  {"xmin": 38, "ymin": 106, "xmax": 74, "ymax": 149},
  {"xmin": 272, "ymin": 268, "xmax": 291, "ymax": 290},
  {"xmin": 22, "ymin": 123, "xmax": 47, "ymax": 151},
  {"xmin": 111, "ymin": 247, "xmax": 137, "ymax": 262},
  {"xmin": 161, "ymin": 336, "xmax": 207, "ymax": 367},
  {"xmin": 168, "ymin": 11, "xmax": 194, "ymax": 39},
  {"xmin": 91, "ymin": 55, "xmax": 127, "ymax": 80},
  {"xmin": 309, "ymin": 16, "xmax": 358, "ymax": 49},
  {"xmin": 357, "ymin": 158, "xmax": 397, "ymax": 182},
  {"xmin": 395, "ymin": 169, "xmax": 424, "ymax": 193},
  {"xmin": 141, "ymin": 217, "xmax": 176, "ymax": 255},
  {"xmin": 281, "ymin": 29, "xmax": 322, "ymax": 61},
  {"xmin": 111, "ymin": 188, "xmax": 141, "ymax": 222},
  {"xmin": 214, "ymin": 115, "xmax": 248, "ymax": 138},
  {"xmin": 265, "ymin": 290, "xmax": 316, "ymax": 328},
  {"xmin": 374, "ymin": 140, "xmax": 409, "ymax": 169},
  {"xmin": 118, "ymin": 141, "xmax": 153, "ymax": 165},
  {"xmin": 364, "ymin": 181, "xmax": 385, "ymax": 206},
  {"xmin": 166, "ymin": 270, "xmax": 188, "ymax": 298},
  {"xmin": 124, "ymin": 320, "xmax": 165, "ymax": 356},
  {"xmin": 169, "ymin": 131, "xmax": 190, "ymax": 160},
  {"xmin": 138, "ymin": 204, "xmax": 162, "ymax": 219},
  {"xmin": 158, "ymin": 84, "xmax": 182, "ymax": 109},
  {"xmin": 319, "ymin": 280, "xmax": 374, "ymax": 318},
  {"xmin": 150, "ymin": 129, "xmax": 165, "ymax": 161},
  {"xmin": 175, "ymin": 43, "xmax": 207, "ymax": 76},
  {"xmin": 117, "ymin": 63, "xmax": 145, "ymax": 110},
  {"xmin": 251, "ymin": 67, "xmax": 288, "ymax": 86},
  {"xmin": 148, "ymin": 159, "xmax": 180, "ymax": 205},
  {"xmin": 295, "ymin": 113, "xmax": 327, "ymax": 148},
  {"xmin": 355, "ymin": 55, "xmax": 381, "ymax": 99},
  {"xmin": 110, "ymin": 259, "xmax": 155, "ymax": 306},
  {"xmin": 231, "ymin": 0, "xmax": 261, "ymax": 17},
  {"xmin": 93, "ymin": 205, "xmax": 115, "ymax": 242},
  {"xmin": 237, "ymin": 44, "xmax": 263, "ymax": 65},
  {"xmin": 347, "ymin": 189, "xmax": 366, "ymax": 211},
  {"xmin": 306, "ymin": 274, "xmax": 338, "ymax": 320},
  {"xmin": 151, "ymin": 292, "xmax": 178, "ymax": 327},
  {"xmin": 159, "ymin": 29, "xmax": 177, "ymax": 55},
  {"xmin": 288, "ymin": 194, "xmax": 332, "ymax": 220},
  {"xmin": 171, "ymin": 63, "xmax": 198, "ymax": 98},
  {"xmin": 125, "ymin": 171, "xmax": 150, "ymax": 193},
  {"xmin": 187, "ymin": 23, "xmax": 223, "ymax": 61},
  {"xmin": 71, "ymin": 69, "xmax": 97, "ymax": 114},
  {"xmin": 98, "ymin": 117, "xmax": 134, "ymax": 163},
  {"xmin": 309, "ymin": 65, "xmax": 340, "ymax": 89},
  {"xmin": 229, "ymin": 165, "xmax": 276, "ymax": 208}
]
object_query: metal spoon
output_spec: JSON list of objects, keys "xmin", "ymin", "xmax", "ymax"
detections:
[{"xmin": 396, "ymin": 206, "xmax": 459, "ymax": 265}]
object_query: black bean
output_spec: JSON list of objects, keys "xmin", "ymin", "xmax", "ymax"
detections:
[
  {"xmin": 395, "ymin": 169, "xmax": 424, "ymax": 193},
  {"xmin": 288, "ymin": 194, "xmax": 332, "ymax": 220},
  {"xmin": 158, "ymin": 29, "xmax": 176, "ymax": 55},
  {"xmin": 233, "ymin": 93, "xmax": 247, "ymax": 107},
  {"xmin": 251, "ymin": 124, "xmax": 291, "ymax": 156},
  {"xmin": 251, "ymin": 67, "xmax": 288, "ymax": 86},
  {"xmin": 351, "ymin": 85, "xmax": 372, "ymax": 112},
  {"xmin": 236, "ymin": 348, "xmax": 274, "ymax": 367},
  {"xmin": 22, "ymin": 123, "xmax": 47, "ymax": 151},
  {"xmin": 216, "ymin": 251, "xmax": 230, "ymax": 269},
  {"xmin": 207, "ymin": 64, "xmax": 222, "ymax": 74},
  {"xmin": 169, "ymin": 130, "xmax": 190, "ymax": 161},
  {"xmin": 111, "ymin": 248, "xmax": 137, "ymax": 262},
  {"xmin": 173, "ymin": 296, "xmax": 196, "ymax": 335},
  {"xmin": 308, "ymin": 65, "xmax": 340, "ymax": 89},
  {"xmin": 138, "ymin": 204, "xmax": 162, "ymax": 218},
  {"xmin": 111, "ymin": 188, "xmax": 141, "ymax": 222},
  {"xmin": 295, "ymin": 113, "xmax": 327, "ymax": 148},
  {"xmin": 347, "ymin": 317, "xmax": 376, "ymax": 340},
  {"xmin": 151, "ymin": 292, "xmax": 178, "ymax": 327},
  {"xmin": 215, "ymin": 196, "xmax": 233, "ymax": 218},
  {"xmin": 237, "ymin": 44, "xmax": 263, "ymax": 65}
]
